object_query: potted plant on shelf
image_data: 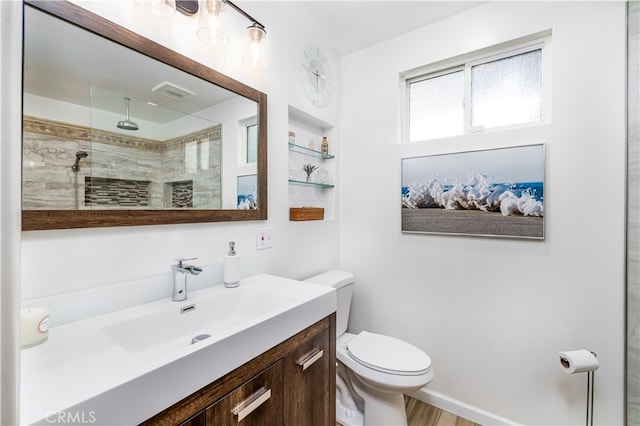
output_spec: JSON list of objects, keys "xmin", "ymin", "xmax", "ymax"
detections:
[{"xmin": 302, "ymin": 163, "xmax": 319, "ymax": 182}]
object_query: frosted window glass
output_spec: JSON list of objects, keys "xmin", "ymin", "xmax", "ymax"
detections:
[
  {"xmin": 471, "ymin": 49, "xmax": 542, "ymax": 129},
  {"xmin": 246, "ymin": 123, "xmax": 258, "ymax": 164},
  {"xmin": 409, "ymin": 70, "xmax": 463, "ymax": 141}
]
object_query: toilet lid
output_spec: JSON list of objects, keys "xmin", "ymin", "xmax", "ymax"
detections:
[{"xmin": 346, "ymin": 331, "xmax": 431, "ymax": 376}]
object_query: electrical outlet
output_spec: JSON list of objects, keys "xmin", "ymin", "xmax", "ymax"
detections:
[{"xmin": 256, "ymin": 227, "xmax": 273, "ymax": 250}]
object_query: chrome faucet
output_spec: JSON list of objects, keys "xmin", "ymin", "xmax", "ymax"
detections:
[{"xmin": 172, "ymin": 258, "xmax": 202, "ymax": 302}]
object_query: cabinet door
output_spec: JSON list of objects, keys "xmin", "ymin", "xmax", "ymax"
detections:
[
  {"xmin": 207, "ymin": 361, "xmax": 283, "ymax": 426},
  {"xmin": 284, "ymin": 329, "xmax": 331, "ymax": 425}
]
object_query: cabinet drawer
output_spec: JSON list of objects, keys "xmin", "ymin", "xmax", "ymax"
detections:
[
  {"xmin": 284, "ymin": 328, "xmax": 331, "ymax": 425},
  {"xmin": 207, "ymin": 361, "xmax": 283, "ymax": 426}
]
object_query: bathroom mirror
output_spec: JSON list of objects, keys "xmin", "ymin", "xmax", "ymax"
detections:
[{"xmin": 22, "ymin": 0, "xmax": 267, "ymax": 231}]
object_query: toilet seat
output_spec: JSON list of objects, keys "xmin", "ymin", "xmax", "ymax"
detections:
[
  {"xmin": 346, "ymin": 331, "xmax": 431, "ymax": 376},
  {"xmin": 337, "ymin": 332, "xmax": 433, "ymax": 395}
]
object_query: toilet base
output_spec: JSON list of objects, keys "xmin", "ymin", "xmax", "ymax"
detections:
[
  {"xmin": 349, "ymin": 369, "xmax": 408, "ymax": 426},
  {"xmin": 336, "ymin": 395, "xmax": 364, "ymax": 426}
]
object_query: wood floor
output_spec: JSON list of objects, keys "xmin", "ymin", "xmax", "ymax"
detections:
[
  {"xmin": 404, "ymin": 396, "xmax": 480, "ymax": 426},
  {"xmin": 337, "ymin": 396, "xmax": 480, "ymax": 426}
]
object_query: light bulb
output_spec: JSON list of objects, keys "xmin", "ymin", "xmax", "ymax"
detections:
[
  {"xmin": 242, "ymin": 24, "xmax": 267, "ymax": 68},
  {"xmin": 197, "ymin": 0, "xmax": 230, "ymax": 46},
  {"xmin": 136, "ymin": 0, "xmax": 176, "ymax": 17}
]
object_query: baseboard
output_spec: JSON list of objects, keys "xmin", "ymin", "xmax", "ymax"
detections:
[{"xmin": 408, "ymin": 388, "xmax": 519, "ymax": 426}]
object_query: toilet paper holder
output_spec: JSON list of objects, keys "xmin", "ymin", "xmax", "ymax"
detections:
[
  {"xmin": 558, "ymin": 350, "xmax": 598, "ymax": 372},
  {"xmin": 558, "ymin": 350, "xmax": 598, "ymax": 426}
]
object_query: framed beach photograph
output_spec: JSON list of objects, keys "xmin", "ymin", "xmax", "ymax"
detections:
[
  {"xmin": 401, "ymin": 144, "xmax": 545, "ymax": 239},
  {"xmin": 237, "ymin": 174, "xmax": 257, "ymax": 209}
]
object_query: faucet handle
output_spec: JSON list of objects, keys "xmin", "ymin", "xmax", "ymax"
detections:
[{"xmin": 175, "ymin": 257, "xmax": 197, "ymax": 267}]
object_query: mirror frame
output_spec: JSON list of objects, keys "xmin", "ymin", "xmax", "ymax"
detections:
[{"xmin": 22, "ymin": 0, "xmax": 268, "ymax": 231}]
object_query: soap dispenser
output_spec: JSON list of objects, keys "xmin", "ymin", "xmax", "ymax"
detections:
[{"xmin": 224, "ymin": 241, "xmax": 240, "ymax": 288}]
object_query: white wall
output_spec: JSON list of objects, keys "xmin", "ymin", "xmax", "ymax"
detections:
[
  {"xmin": 21, "ymin": 2, "xmax": 340, "ymax": 299},
  {"xmin": 340, "ymin": 2, "xmax": 625, "ymax": 425}
]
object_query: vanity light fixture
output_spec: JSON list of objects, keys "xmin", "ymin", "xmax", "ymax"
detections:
[
  {"xmin": 242, "ymin": 22, "xmax": 267, "ymax": 68},
  {"xmin": 136, "ymin": 0, "xmax": 177, "ymax": 17},
  {"xmin": 197, "ymin": 0, "xmax": 230, "ymax": 47},
  {"xmin": 140, "ymin": 0, "xmax": 267, "ymax": 67},
  {"xmin": 196, "ymin": 0, "xmax": 267, "ymax": 67}
]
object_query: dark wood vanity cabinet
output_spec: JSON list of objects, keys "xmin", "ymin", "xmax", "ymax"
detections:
[
  {"xmin": 144, "ymin": 314, "xmax": 335, "ymax": 426},
  {"xmin": 207, "ymin": 361, "xmax": 284, "ymax": 426},
  {"xmin": 284, "ymin": 329, "xmax": 332, "ymax": 425},
  {"xmin": 178, "ymin": 411, "xmax": 206, "ymax": 426}
]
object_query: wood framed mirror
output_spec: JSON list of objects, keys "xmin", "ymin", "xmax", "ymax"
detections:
[{"xmin": 22, "ymin": 0, "xmax": 267, "ymax": 231}]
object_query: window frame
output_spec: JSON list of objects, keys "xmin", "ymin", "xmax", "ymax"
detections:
[{"xmin": 401, "ymin": 32, "xmax": 551, "ymax": 143}]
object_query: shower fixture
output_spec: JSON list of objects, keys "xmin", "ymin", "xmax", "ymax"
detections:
[
  {"xmin": 117, "ymin": 97, "xmax": 139, "ymax": 131},
  {"xmin": 71, "ymin": 150, "xmax": 89, "ymax": 209},
  {"xmin": 71, "ymin": 150, "xmax": 88, "ymax": 172}
]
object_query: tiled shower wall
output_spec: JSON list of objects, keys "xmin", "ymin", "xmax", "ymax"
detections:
[
  {"xmin": 628, "ymin": 1, "xmax": 639, "ymax": 424},
  {"xmin": 22, "ymin": 116, "xmax": 221, "ymax": 209}
]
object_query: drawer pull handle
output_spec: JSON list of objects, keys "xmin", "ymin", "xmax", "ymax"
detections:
[
  {"xmin": 297, "ymin": 349, "xmax": 324, "ymax": 371},
  {"xmin": 232, "ymin": 387, "xmax": 271, "ymax": 422}
]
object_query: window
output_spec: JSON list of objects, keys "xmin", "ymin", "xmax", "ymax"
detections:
[
  {"xmin": 245, "ymin": 122, "xmax": 258, "ymax": 164},
  {"xmin": 405, "ymin": 36, "xmax": 548, "ymax": 142},
  {"xmin": 470, "ymin": 49, "xmax": 542, "ymax": 130},
  {"xmin": 409, "ymin": 69, "xmax": 464, "ymax": 141},
  {"xmin": 238, "ymin": 117, "xmax": 258, "ymax": 167}
]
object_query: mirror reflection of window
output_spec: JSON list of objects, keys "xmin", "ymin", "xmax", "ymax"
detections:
[
  {"xmin": 246, "ymin": 122, "xmax": 258, "ymax": 164},
  {"xmin": 239, "ymin": 117, "xmax": 258, "ymax": 167}
]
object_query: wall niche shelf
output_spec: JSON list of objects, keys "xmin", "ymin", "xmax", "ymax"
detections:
[
  {"xmin": 288, "ymin": 143, "xmax": 335, "ymax": 159},
  {"xmin": 288, "ymin": 106, "xmax": 336, "ymax": 221},
  {"xmin": 288, "ymin": 179, "xmax": 335, "ymax": 188}
]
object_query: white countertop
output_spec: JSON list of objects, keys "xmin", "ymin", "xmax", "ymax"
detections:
[{"xmin": 20, "ymin": 274, "xmax": 336, "ymax": 425}]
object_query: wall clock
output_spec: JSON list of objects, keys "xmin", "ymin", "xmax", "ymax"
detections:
[{"xmin": 299, "ymin": 43, "xmax": 333, "ymax": 108}]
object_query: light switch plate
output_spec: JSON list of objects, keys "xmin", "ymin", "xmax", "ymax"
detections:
[{"xmin": 256, "ymin": 227, "xmax": 273, "ymax": 250}]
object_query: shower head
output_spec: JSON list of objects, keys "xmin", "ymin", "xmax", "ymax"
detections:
[
  {"xmin": 71, "ymin": 150, "xmax": 88, "ymax": 172},
  {"xmin": 117, "ymin": 97, "xmax": 139, "ymax": 131}
]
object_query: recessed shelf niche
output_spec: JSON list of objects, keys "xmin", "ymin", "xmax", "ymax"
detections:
[{"xmin": 288, "ymin": 106, "xmax": 335, "ymax": 221}]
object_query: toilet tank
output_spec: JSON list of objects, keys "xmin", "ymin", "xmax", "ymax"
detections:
[{"xmin": 304, "ymin": 270, "xmax": 355, "ymax": 337}]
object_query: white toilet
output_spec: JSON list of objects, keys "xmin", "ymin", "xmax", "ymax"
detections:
[{"xmin": 305, "ymin": 270, "xmax": 433, "ymax": 426}]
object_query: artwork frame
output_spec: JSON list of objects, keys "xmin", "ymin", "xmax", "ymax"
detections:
[{"xmin": 401, "ymin": 144, "xmax": 545, "ymax": 239}]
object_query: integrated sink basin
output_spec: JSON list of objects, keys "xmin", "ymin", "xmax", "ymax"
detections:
[
  {"xmin": 102, "ymin": 285, "xmax": 296, "ymax": 355},
  {"xmin": 20, "ymin": 274, "xmax": 336, "ymax": 425}
]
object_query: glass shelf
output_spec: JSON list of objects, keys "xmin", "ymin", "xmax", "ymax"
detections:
[
  {"xmin": 288, "ymin": 143, "xmax": 335, "ymax": 159},
  {"xmin": 288, "ymin": 179, "xmax": 335, "ymax": 188}
]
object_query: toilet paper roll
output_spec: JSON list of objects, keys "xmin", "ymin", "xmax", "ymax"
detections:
[{"xmin": 558, "ymin": 349, "xmax": 599, "ymax": 374}]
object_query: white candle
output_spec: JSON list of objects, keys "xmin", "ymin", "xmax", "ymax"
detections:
[{"xmin": 21, "ymin": 307, "xmax": 49, "ymax": 349}]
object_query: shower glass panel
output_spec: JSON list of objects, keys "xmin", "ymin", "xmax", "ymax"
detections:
[{"xmin": 628, "ymin": 1, "xmax": 640, "ymax": 424}]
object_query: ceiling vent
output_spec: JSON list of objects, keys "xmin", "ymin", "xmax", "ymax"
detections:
[{"xmin": 152, "ymin": 82, "xmax": 195, "ymax": 101}]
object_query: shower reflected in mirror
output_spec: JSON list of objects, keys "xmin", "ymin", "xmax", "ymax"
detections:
[
  {"xmin": 71, "ymin": 151, "xmax": 89, "ymax": 210},
  {"xmin": 71, "ymin": 150, "xmax": 88, "ymax": 209},
  {"xmin": 22, "ymin": 1, "xmax": 268, "ymax": 230},
  {"xmin": 116, "ymin": 97, "xmax": 139, "ymax": 131},
  {"xmin": 71, "ymin": 150, "xmax": 88, "ymax": 172}
]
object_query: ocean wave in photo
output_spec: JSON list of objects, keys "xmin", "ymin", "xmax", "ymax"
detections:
[{"xmin": 402, "ymin": 171, "xmax": 544, "ymax": 217}]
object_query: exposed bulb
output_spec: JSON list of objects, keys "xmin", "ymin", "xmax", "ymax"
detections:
[
  {"xmin": 197, "ymin": 0, "xmax": 229, "ymax": 46},
  {"xmin": 242, "ymin": 24, "xmax": 267, "ymax": 68}
]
